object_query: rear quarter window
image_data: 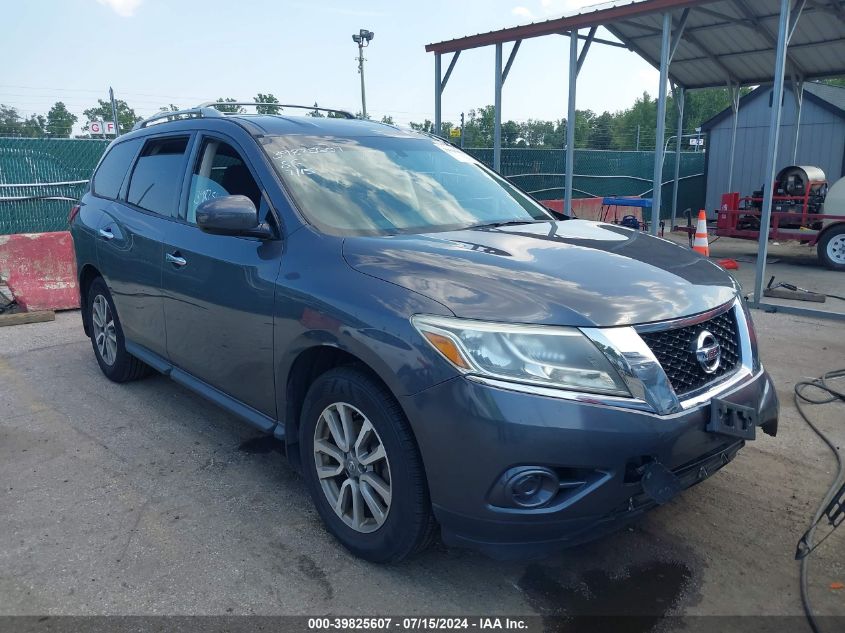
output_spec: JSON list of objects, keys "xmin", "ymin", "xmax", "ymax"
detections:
[{"xmin": 91, "ymin": 138, "xmax": 142, "ymax": 200}]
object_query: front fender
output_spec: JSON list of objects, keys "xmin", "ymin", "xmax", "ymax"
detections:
[{"xmin": 272, "ymin": 228, "xmax": 458, "ymax": 432}]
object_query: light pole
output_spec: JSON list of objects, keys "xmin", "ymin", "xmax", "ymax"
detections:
[{"xmin": 352, "ymin": 28, "xmax": 374, "ymax": 119}]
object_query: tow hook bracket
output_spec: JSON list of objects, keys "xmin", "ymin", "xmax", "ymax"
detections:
[
  {"xmin": 641, "ymin": 462, "xmax": 682, "ymax": 505},
  {"xmin": 708, "ymin": 398, "xmax": 757, "ymax": 440}
]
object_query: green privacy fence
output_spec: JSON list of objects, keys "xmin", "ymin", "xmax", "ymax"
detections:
[
  {"xmin": 465, "ymin": 148, "xmax": 706, "ymax": 220},
  {"xmin": 0, "ymin": 137, "xmax": 109, "ymax": 235},
  {"xmin": 0, "ymin": 137, "xmax": 706, "ymax": 235}
]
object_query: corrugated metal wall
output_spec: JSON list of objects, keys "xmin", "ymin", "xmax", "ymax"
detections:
[{"xmin": 705, "ymin": 85, "xmax": 845, "ymax": 214}]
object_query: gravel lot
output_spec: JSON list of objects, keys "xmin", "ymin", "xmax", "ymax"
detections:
[{"xmin": 1, "ymin": 287, "xmax": 843, "ymax": 628}]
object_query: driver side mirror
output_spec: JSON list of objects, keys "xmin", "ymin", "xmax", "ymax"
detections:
[{"xmin": 196, "ymin": 195, "xmax": 274, "ymax": 239}]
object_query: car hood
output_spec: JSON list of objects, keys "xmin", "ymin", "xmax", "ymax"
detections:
[{"xmin": 342, "ymin": 220, "xmax": 738, "ymax": 327}]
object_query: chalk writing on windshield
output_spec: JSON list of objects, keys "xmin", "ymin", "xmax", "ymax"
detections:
[
  {"xmin": 273, "ymin": 145, "xmax": 345, "ymax": 160},
  {"xmin": 275, "ymin": 160, "xmax": 314, "ymax": 177}
]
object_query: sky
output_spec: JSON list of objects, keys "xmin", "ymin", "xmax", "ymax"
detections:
[{"xmin": 1, "ymin": 0, "xmax": 661, "ymax": 131}]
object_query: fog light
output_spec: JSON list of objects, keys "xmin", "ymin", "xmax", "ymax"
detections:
[{"xmin": 504, "ymin": 467, "xmax": 559, "ymax": 508}]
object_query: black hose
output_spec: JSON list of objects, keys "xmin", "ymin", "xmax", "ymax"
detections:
[{"xmin": 794, "ymin": 369, "xmax": 845, "ymax": 633}]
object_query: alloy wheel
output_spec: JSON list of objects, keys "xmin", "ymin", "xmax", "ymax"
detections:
[
  {"xmin": 313, "ymin": 402, "xmax": 392, "ymax": 533},
  {"xmin": 91, "ymin": 294, "xmax": 117, "ymax": 366}
]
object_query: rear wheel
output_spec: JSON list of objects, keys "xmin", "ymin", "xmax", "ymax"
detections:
[
  {"xmin": 818, "ymin": 224, "xmax": 845, "ymax": 271},
  {"xmin": 299, "ymin": 367, "xmax": 435, "ymax": 563},
  {"xmin": 86, "ymin": 277, "xmax": 152, "ymax": 382}
]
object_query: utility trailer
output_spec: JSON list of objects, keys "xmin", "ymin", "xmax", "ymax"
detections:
[{"xmin": 714, "ymin": 165, "xmax": 845, "ymax": 271}]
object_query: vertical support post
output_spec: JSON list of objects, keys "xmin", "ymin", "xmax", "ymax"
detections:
[
  {"xmin": 434, "ymin": 53, "xmax": 442, "ymax": 139},
  {"xmin": 494, "ymin": 43, "xmax": 503, "ymax": 172},
  {"xmin": 460, "ymin": 112, "xmax": 465, "ymax": 150},
  {"xmin": 358, "ymin": 42, "xmax": 368, "ymax": 120},
  {"xmin": 109, "ymin": 87, "xmax": 120, "ymax": 137},
  {"xmin": 727, "ymin": 84, "xmax": 741, "ymax": 192},
  {"xmin": 636, "ymin": 125, "xmax": 641, "ymax": 152},
  {"xmin": 565, "ymin": 31, "xmax": 578, "ymax": 216},
  {"xmin": 753, "ymin": 0, "xmax": 792, "ymax": 305},
  {"xmin": 792, "ymin": 78, "xmax": 804, "ymax": 163},
  {"xmin": 651, "ymin": 12, "xmax": 672, "ymax": 235},
  {"xmin": 671, "ymin": 85, "xmax": 685, "ymax": 230}
]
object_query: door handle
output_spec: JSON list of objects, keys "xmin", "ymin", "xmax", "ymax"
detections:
[
  {"xmin": 166, "ymin": 252, "xmax": 187, "ymax": 267},
  {"xmin": 98, "ymin": 227, "xmax": 114, "ymax": 240}
]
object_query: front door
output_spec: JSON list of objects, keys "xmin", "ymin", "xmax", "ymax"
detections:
[{"xmin": 161, "ymin": 134, "xmax": 281, "ymax": 417}]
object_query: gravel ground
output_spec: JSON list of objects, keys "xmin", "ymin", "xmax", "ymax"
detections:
[{"xmin": 0, "ymin": 304, "xmax": 843, "ymax": 628}]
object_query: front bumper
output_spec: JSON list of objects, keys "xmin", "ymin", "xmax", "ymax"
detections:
[{"xmin": 400, "ymin": 366, "xmax": 778, "ymax": 559}]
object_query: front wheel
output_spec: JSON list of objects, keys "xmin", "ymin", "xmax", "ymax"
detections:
[
  {"xmin": 818, "ymin": 224, "xmax": 845, "ymax": 271},
  {"xmin": 299, "ymin": 367, "xmax": 435, "ymax": 563}
]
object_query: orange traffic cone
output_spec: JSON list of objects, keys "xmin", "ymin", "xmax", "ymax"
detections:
[{"xmin": 692, "ymin": 210, "xmax": 710, "ymax": 257}]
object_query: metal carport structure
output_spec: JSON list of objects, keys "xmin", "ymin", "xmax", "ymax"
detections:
[{"xmin": 425, "ymin": 0, "xmax": 845, "ymax": 319}]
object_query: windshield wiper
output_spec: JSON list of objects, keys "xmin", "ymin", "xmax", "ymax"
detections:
[{"xmin": 464, "ymin": 219, "xmax": 541, "ymax": 230}]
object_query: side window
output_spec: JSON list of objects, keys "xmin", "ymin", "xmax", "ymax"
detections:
[
  {"xmin": 187, "ymin": 139, "xmax": 262, "ymax": 223},
  {"xmin": 92, "ymin": 138, "xmax": 142, "ymax": 200},
  {"xmin": 127, "ymin": 136, "xmax": 190, "ymax": 217}
]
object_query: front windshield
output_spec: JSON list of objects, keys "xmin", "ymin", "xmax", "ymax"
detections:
[{"xmin": 262, "ymin": 134, "xmax": 553, "ymax": 236}]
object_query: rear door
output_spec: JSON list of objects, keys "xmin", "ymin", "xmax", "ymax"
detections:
[
  {"xmin": 96, "ymin": 134, "xmax": 193, "ymax": 356},
  {"xmin": 161, "ymin": 132, "xmax": 281, "ymax": 417}
]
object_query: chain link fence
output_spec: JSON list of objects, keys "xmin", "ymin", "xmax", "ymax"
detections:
[
  {"xmin": 0, "ymin": 137, "xmax": 108, "ymax": 234},
  {"xmin": 465, "ymin": 148, "xmax": 706, "ymax": 219},
  {"xmin": 0, "ymin": 138, "xmax": 705, "ymax": 235}
]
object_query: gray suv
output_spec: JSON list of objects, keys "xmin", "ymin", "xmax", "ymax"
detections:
[{"xmin": 70, "ymin": 103, "xmax": 778, "ymax": 562}]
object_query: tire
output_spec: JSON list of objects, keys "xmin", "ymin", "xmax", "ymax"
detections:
[
  {"xmin": 299, "ymin": 367, "xmax": 436, "ymax": 563},
  {"xmin": 86, "ymin": 277, "xmax": 152, "ymax": 382},
  {"xmin": 817, "ymin": 224, "xmax": 845, "ymax": 271}
]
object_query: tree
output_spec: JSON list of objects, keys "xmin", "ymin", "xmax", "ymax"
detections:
[
  {"xmin": 380, "ymin": 114, "xmax": 395, "ymax": 125},
  {"xmin": 408, "ymin": 119, "xmax": 456, "ymax": 138},
  {"xmin": 463, "ymin": 106, "xmax": 495, "ymax": 146},
  {"xmin": 45, "ymin": 102, "xmax": 77, "ymax": 138},
  {"xmin": 0, "ymin": 106, "xmax": 48, "ymax": 137},
  {"xmin": 158, "ymin": 103, "xmax": 179, "ymax": 112},
  {"xmin": 573, "ymin": 110, "xmax": 595, "ymax": 148},
  {"xmin": 402, "ymin": 85, "xmax": 755, "ymax": 151},
  {"xmin": 518, "ymin": 119, "xmax": 556, "ymax": 147},
  {"xmin": 0, "ymin": 104, "xmax": 22, "ymax": 136},
  {"xmin": 590, "ymin": 111, "xmax": 615, "ymax": 150},
  {"xmin": 214, "ymin": 98, "xmax": 244, "ymax": 114},
  {"xmin": 306, "ymin": 102, "xmax": 325, "ymax": 117},
  {"xmin": 409, "ymin": 119, "xmax": 434, "ymax": 134},
  {"xmin": 501, "ymin": 120, "xmax": 520, "ymax": 147},
  {"xmin": 254, "ymin": 93, "xmax": 280, "ymax": 115},
  {"xmin": 19, "ymin": 114, "xmax": 46, "ymax": 137},
  {"xmin": 82, "ymin": 99, "xmax": 141, "ymax": 133}
]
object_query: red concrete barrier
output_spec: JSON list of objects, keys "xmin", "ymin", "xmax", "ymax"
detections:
[{"xmin": 0, "ymin": 231, "xmax": 78, "ymax": 311}]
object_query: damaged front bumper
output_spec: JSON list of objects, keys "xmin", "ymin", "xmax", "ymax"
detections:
[{"xmin": 401, "ymin": 365, "xmax": 778, "ymax": 560}]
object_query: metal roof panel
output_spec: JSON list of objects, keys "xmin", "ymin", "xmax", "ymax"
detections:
[{"xmin": 426, "ymin": 0, "xmax": 845, "ymax": 89}]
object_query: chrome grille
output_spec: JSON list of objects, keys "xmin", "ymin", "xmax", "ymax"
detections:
[{"xmin": 639, "ymin": 308, "xmax": 741, "ymax": 397}]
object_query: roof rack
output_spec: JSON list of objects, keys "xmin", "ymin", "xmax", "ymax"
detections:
[
  {"xmin": 132, "ymin": 106, "xmax": 223, "ymax": 131},
  {"xmin": 197, "ymin": 102, "xmax": 356, "ymax": 119},
  {"xmin": 131, "ymin": 102, "xmax": 357, "ymax": 132}
]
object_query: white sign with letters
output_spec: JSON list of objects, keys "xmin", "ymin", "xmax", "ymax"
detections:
[{"xmin": 88, "ymin": 120, "xmax": 116, "ymax": 135}]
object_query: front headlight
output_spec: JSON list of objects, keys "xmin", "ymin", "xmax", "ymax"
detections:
[{"xmin": 412, "ymin": 315, "xmax": 630, "ymax": 397}]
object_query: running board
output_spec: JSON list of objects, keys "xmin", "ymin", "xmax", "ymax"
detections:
[{"xmin": 125, "ymin": 341, "xmax": 282, "ymax": 436}]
